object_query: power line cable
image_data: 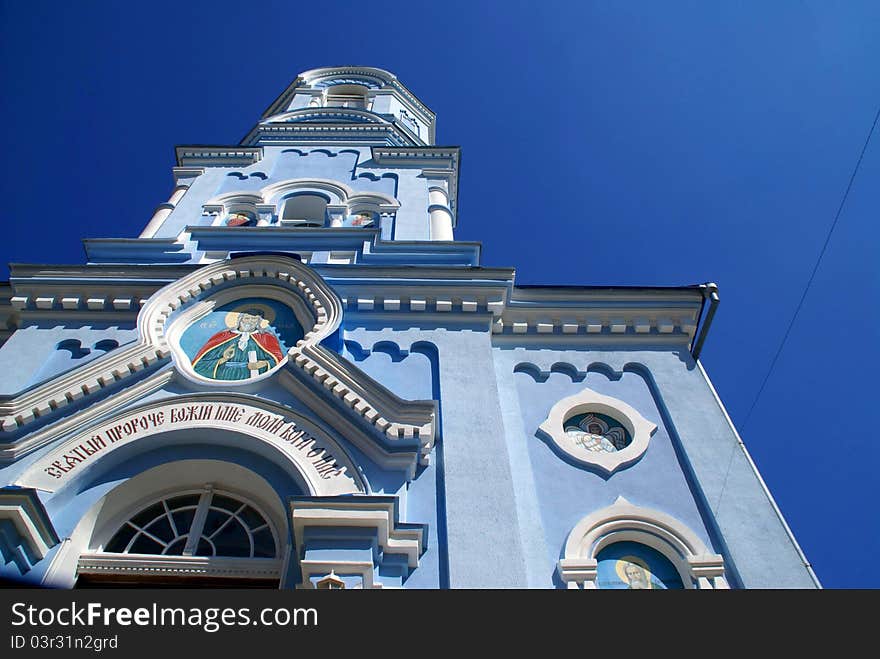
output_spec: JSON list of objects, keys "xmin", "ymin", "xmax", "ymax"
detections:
[
  {"xmin": 741, "ymin": 103, "xmax": 880, "ymax": 431},
  {"xmin": 714, "ymin": 102, "xmax": 880, "ymax": 519}
]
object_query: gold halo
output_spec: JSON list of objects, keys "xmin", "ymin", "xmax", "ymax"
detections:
[
  {"xmin": 224, "ymin": 303, "xmax": 276, "ymax": 329},
  {"xmin": 615, "ymin": 555, "xmax": 652, "ymax": 584}
]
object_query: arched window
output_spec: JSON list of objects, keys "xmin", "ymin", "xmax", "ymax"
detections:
[
  {"xmin": 558, "ymin": 497, "xmax": 729, "ymax": 589},
  {"xmin": 75, "ymin": 486, "xmax": 282, "ymax": 588},
  {"xmin": 325, "ymin": 84, "xmax": 369, "ymax": 109},
  {"xmin": 224, "ymin": 210, "xmax": 257, "ymax": 227},
  {"xmin": 280, "ymin": 194, "xmax": 328, "ymax": 227},
  {"xmin": 342, "ymin": 210, "xmax": 378, "ymax": 228},
  {"xmin": 563, "ymin": 412, "xmax": 631, "ymax": 454},
  {"xmin": 104, "ymin": 490, "xmax": 276, "ymax": 559}
]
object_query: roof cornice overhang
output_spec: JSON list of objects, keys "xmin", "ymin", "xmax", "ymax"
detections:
[
  {"xmin": 240, "ymin": 123, "xmax": 420, "ymax": 148},
  {"xmin": 175, "ymin": 146, "xmax": 264, "ymax": 168},
  {"xmin": 1, "ymin": 258, "xmax": 710, "ymax": 356},
  {"xmin": 1, "ymin": 264, "xmax": 703, "ymax": 342},
  {"xmin": 180, "ymin": 226, "xmax": 479, "ymax": 266}
]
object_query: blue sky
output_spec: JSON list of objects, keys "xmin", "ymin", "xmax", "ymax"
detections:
[{"xmin": 1, "ymin": 1, "xmax": 877, "ymax": 587}]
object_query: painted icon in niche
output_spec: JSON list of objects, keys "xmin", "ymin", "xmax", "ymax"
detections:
[
  {"xmin": 617, "ymin": 557, "xmax": 655, "ymax": 589},
  {"xmin": 342, "ymin": 211, "xmax": 377, "ymax": 228},
  {"xmin": 225, "ymin": 211, "xmax": 257, "ymax": 227},
  {"xmin": 595, "ymin": 541, "xmax": 684, "ymax": 589},
  {"xmin": 563, "ymin": 412, "xmax": 630, "ymax": 453},
  {"xmin": 179, "ymin": 299, "xmax": 304, "ymax": 381}
]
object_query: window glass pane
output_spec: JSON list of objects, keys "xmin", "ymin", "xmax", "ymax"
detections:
[
  {"xmin": 239, "ymin": 505, "xmax": 268, "ymax": 530},
  {"xmin": 167, "ymin": 494, "xmax": 200, "ymax": 509},
  {"xmin": 563, "ymin": 412, "xmax": 632, "ymax": 453},
  {"xmin": 211, "ymin": 495, "xmax": 242, "ymax": 514},
  {"xmin": 252, "ymin": 528, "xmax": 276, "ymax": 558},
  {"xmin": 164, "ymin": 537, "xmax": 188, "ymax": 556},
  {"xmin": 130, "ymin": 502, "xmax": 165, "ymax": 528},
  {"xmin": 144, "ymin": 515, "xmax": 174, "ymax": 543},
  {"xmin": 171, "ymin": 508, "xmax": 197, "ymax": 535},
  {"xmin": 129, "ymin": 534, "xmax": 164, "ymax": 555},
  {"xmin": 103, "ymin": 492, "xmax": 276, "ymax": 560},
  {"xmin": 195, "ymin": 538, "xmax": 215, "ymax": 557},
  {"xmin": 202, "ymin": 509, "xmax": 231, "ymax": 536},
  {"xmin": 104, "ymin": 524, "xmax": 137, "ymax": 553},
  {"xmin": 212, "ymin": 520, "xmax": 251, "ymax": 557}
]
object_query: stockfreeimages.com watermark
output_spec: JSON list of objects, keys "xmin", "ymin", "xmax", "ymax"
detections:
[{"xmin": 10, "ymin": 601, "xmax": 318, "ymax": 635}]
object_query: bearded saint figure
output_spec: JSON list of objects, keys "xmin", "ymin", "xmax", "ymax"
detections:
[{"xmin": 190, "ymin": 309, "xmax": 284, "ymax": 380}]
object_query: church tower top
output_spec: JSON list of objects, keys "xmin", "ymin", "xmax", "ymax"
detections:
[{"xmin": 243, "ymin": 66, "xmax": 436, "ymax": 147}]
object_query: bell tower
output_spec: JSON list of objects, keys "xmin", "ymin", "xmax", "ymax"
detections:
[{"xmin": 132, "ymin": 66, "xmax": 457, "ymax": 259}]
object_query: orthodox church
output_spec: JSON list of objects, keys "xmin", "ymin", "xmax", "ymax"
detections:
[{"xmin": 0, "ymin": 67, "xmax": 818, "ymax": 589}]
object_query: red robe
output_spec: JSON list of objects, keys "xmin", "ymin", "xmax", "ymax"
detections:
[{"xmin": 191, "ymin": 330, "xmax": 284, "ymax": 367}]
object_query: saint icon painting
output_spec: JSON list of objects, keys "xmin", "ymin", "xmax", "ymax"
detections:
[
  {"xmin": 595, "ymin": 541, "xmax": 684, "ymax": 589},
  {"xmin": 178, "ymin": 299, "xmax": 304, "ymax": 381}
]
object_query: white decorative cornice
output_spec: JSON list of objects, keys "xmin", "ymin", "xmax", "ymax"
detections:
[
  {"xmin": 175, "ymin": 147, "xmax": 263, "ymax": 167},
  {"xmin": 243, "ymin": 123, "xmax": 418, "ymax": 148},
  {"xmin": 172, "ymin": 167, "xmax": 205, "ymax": 184},
  {"xmin": 298, "ymin": 67, "xmax": 435, "ymax": 119},
  {"xmin": 0, "ymin": 342, "xmax": 171, "ymax": 434},
  {"xmin": 371, "ymin": 146, "xmax": 459, "ymax": 165},
  {"xmin": 492, "ymin": 287, "xmax": 703, "ymax": 344},
  {"xmin": 76, "ymin": 554, "xmax": 282, "ymax": 581},
  {"xmin": 263, "ymin": 108, "xmax": 388, "ymax": 125},
  {"xmin": 0, "ymin": 370, "xmax": 175, "ymax": 461},
  {"xmin": 0, "ymin": 487, "xmax": 59, "ymax": 568},
  {"xmin": 290, "ymin": 496, "xmax": 425, "ymax": 589}
]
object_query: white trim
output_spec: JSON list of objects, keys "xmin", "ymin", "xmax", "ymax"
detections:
[
  {"xmin": 695, "ymin": 361, "xmax": 821, "ymax": 588},
  {"xmin": 538, "ymin": 388, "xmax": 656, "ymax": 476},
  {"xmin": 0, "ymin": 505, "xmax": 54, "ymax": 560},
  {"xmin": 558, "ymin": 497, "xmax": 727, "ymax": 590},
  {"xmin": 76, "ymin": 554, "xmax": 283, "ymax": 581},
  {"xmin": 289, "ymin": 497, "xmax": 425, "ymax": 589},
  {"xmin": 14, "ymin": 395, "xmax": 364, "ymax": 496}
]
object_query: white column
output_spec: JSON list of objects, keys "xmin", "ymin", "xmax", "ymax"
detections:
[
  {"xmin": 139, "ymin": 184, "xmax": 191, "ymax": 238},
  {"xmin": 428, "ymin": 187, "xmax": 454, "ymax": 241},
  {"xmin": 430, "ymin": 209, "xmax": 454, "ymax": 241}
]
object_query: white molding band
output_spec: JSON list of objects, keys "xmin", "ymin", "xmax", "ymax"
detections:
[
  {"xmin": 290, "ymin": 497, "xmax": 425, "ymax": 589},
  {"xmin": 13, "ymin": 395, "xmax": 364, "ymax": 496},
  {"xmin": 0, "ymin": 488, "xmax": 60, "ymax": 570},
  {"xmin": 76, "ymin": 554, "xmax": 282, "ymax": 581}
]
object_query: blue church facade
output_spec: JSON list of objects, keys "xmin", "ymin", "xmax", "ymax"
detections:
[{"xmin": 0, "ymin": 67, "xmax": 818, "ymax": 589}]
